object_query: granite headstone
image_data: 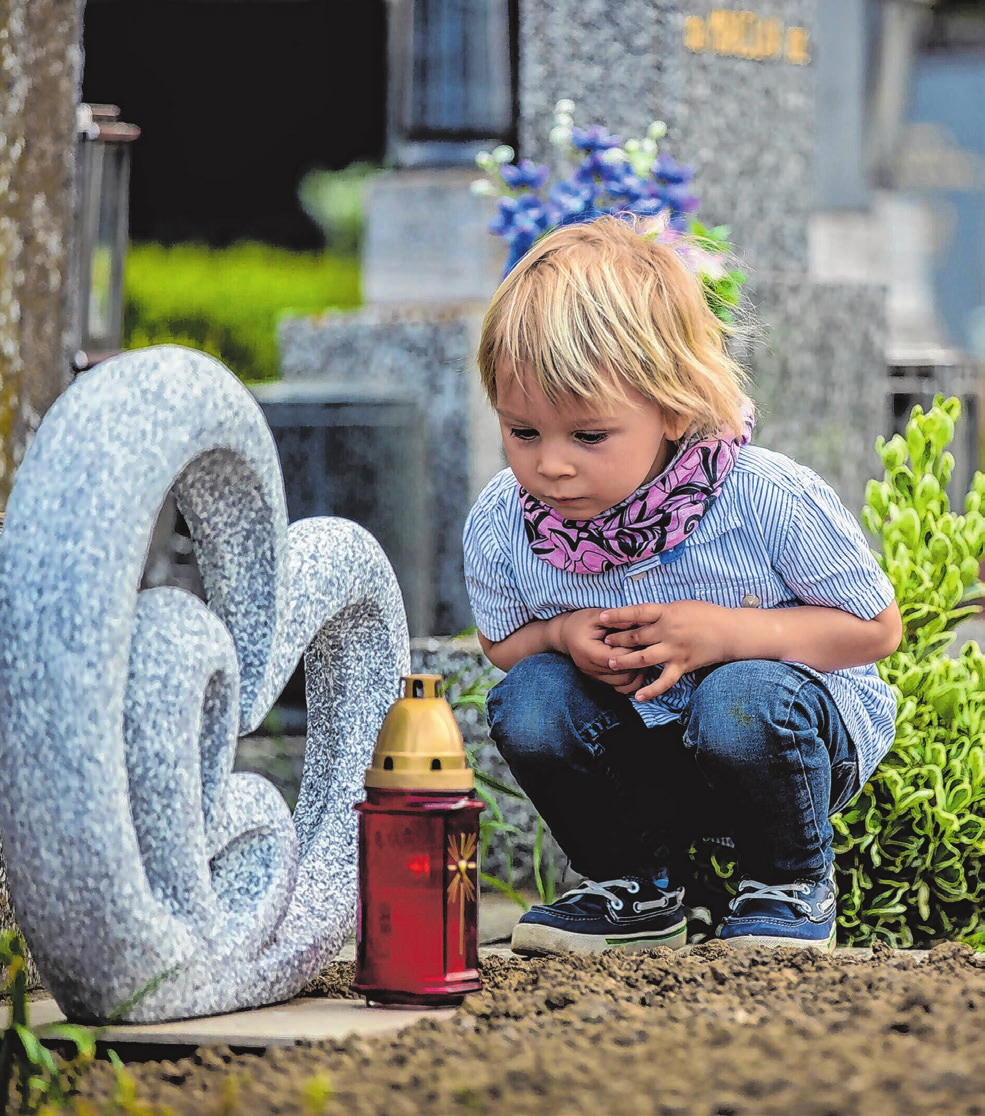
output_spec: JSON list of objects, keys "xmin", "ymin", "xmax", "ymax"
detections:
[
  {"xmin": 515, "ymin": 0, "xmax": 888, "ymax": 511},
  {"xmin": 279, "ymin": 305, "xmax": 504, "ymax": 636}
]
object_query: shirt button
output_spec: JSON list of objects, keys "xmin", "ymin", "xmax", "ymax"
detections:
[
  {"xmin": 630, "ymin": 572, "xmax": 646, "ymax": 581},
  {"xmin": 741, "ymin": 593, "xmax": 761, "ymax": 608}
]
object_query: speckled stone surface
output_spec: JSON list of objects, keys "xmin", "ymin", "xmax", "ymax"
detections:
[
  {"xmin": 362, "ymin": 168, "xmax": 509, "ymax": 305},
  {"xmin": 0, "ymin": 345, "xmax": 410, "ymax": 1023},
  {"xmin": 733, "ymin": 276, "xmax": 889, "ymax": 515},
  {"xmin": 518, "ymin": 0, "xmax": 814, "ymax": 274}
]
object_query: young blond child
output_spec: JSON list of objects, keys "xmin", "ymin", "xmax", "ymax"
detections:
[{"xmin": 463, "ymin": 216, "xmax": 901, "ymax": 955}]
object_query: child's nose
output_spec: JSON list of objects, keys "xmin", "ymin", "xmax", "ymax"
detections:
[{"xmin": 537, "ymin": 444, "xmax": 575, "ymax": 479}]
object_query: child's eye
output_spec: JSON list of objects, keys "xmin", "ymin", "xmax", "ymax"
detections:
[
  {"xmin": 509, "ymin": 427, "xmax": 538, "ymax": 441},
  {"xmin": 575, "ymin": 431, "xmax": 608, "ymax": 445}
]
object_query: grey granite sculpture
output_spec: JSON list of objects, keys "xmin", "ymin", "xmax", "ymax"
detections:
[{"xmin": 0, "ymin": 345, "xmax": 410, "ymax": 1023}]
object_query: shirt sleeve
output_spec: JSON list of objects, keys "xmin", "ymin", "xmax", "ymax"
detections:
[
  {"xmin": 463, "ymin": 480, "xmax": 536, "ymax": 642},
  {"xmin": 775, "ymin": 475, "xmax": 896, "ymax": 620}
]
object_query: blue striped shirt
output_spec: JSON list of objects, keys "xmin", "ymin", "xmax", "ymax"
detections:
[{"xmin": 463, "ymin": 444, "xmax": 898, "ymax": 784}]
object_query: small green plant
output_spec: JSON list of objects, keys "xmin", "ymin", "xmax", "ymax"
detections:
[
  {"xmin": 301, "ymin": 1071, "xmax": 333, "ymax": 1114},
  {"xmin": 467, "ymin": 763, "xmax": 531, "ymax": 911},
  {"xmin": 532, "ymin": 815, "xmax": 558, "ymax": 906},
  {"xmin": 98, "ymin": 1051, "xmax": 163, "ymax": 1115},
  {"xmin": 833, "ymin": 395, "xmax": 985, "ymax": 947},
  {"xmin": 441, "ymin": 656, "xmax": 529, "ymax": 909},
  {"xmin": 0, "ymin": 931, "xmax": 96, "ymax": 1114},
  {"xmin": 0, "ymin": 932, "xmax": 185, "ymax": 1115}
]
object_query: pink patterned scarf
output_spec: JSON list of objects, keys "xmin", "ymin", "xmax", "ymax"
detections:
[{"xmin": 519, "ymin": 409, "xmax": 754, "ymax": 575}]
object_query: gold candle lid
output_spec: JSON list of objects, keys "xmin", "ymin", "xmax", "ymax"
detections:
[{"xmin": 365, "ymin": 674, "xmax": 475, "ymax": 791}]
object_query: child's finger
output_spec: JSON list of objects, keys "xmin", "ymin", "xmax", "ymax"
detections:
[
  {"xmin": 603, "ymin": 668, "xmax": 645, "ymax": 688},
  {"xmin": 612, "ymin": 673, "xmax": 646, "ymax": 695},
  {"xmin": 578, "ymin": 659, "xmax": 640, "ymax": 688},
  {"xmin": 600, "ymin": 605, "xmax": 660, "ymax": 628},
  {"xmin": 634, "ymin": 666, "xmax": 681, "ymax": 702},
  {"xmin": 604, "ymin": 627, "xmax": 654, "ymax": 648},
  {"xmin": 607, "ymin": 646, "xmax": 661, "ymax": 671}
]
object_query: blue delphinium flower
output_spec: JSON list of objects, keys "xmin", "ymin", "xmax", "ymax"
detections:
[
  {"xmin": 490, "ymin": 193, "xmax": 555, "ymax": 272},
  {"xmin": 472, "ymin": 100, "xmax": 745, "ymax": 322},
  {"xmin": 598, "ymin": 159, "xmax": 647, "ymax": 205},
  {"xmin": 570, "ymin": 124, "xmax": 622, "ymax": 153},
  {"xmin": 498, "ymin": 159, "xmax": 551, "ymax": 192},
  {"xmin": 654, "ymin": 153, "xmax": 694, "ymax": 185},
  {"xmin": 549, "ymin": 178, "xmax": 595, "ymax": 222}
]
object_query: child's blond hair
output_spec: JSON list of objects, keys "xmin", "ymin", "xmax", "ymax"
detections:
[{"xmin": 477, "ymin": 215, "xmax": 752, "ymax": 438}]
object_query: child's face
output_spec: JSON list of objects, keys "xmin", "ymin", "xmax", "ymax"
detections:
[{"xmin": 495, "ymin": 367, "xmax": 683, "ymax": 520}]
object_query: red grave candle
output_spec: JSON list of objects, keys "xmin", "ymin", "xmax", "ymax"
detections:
[{"xmin": 352, "ymin": 674, "xmax": 484, "ymax": 1006}]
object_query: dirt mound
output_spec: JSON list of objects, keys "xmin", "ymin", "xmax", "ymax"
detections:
[{"xmin": 68, "ymin": 941, "xmax": 985, "ymax": 1114}]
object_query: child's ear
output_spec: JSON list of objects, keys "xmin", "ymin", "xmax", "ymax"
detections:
[{"xmin": 664, "ymin": 410, "xmax": 690, "ymax": 441}]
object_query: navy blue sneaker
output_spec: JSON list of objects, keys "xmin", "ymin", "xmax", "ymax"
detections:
[
  {"xmin": 718, "ymin": 867, "xmax": 837, "ymax": 951},
  {"xmin": 511, "ymin": 875, "xmax": 687, "ymax": 956}
]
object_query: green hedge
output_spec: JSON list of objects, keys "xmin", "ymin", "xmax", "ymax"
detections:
[{"xmin": 122, "ymin": 241, "xmax": 362, "ymax": 383}]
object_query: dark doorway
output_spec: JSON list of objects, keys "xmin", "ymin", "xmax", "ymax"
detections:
[{"xmin": 81, "ymin": 0, "xmax": 387, "ymax": 248}]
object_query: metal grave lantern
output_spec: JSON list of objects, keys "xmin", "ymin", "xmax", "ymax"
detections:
[
  {"xmin": 352, "ymin": 674, "xmax": 483, "ymax": 1006},
  {"xmin": 72, "ymin": 103, "xmax": 140, "ymax": 374}
]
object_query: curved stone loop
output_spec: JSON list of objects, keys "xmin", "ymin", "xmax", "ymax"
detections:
[{"xmin": 0, "ymin": 346, "xmax": 409, "ymax": 1022}]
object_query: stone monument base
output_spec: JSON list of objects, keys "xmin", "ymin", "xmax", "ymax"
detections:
[
  {"xmin": 361, "ymin": 168, "xmax": 507, "ymax": 306},
  {"xmin": 278, "ymin": 303, "xmax": 505, "ymax": 638}
]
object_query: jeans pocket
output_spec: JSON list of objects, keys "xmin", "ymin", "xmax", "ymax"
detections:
[{"xmin": 830, "ymin": 757, "xmax": 861, "ymax": 815}]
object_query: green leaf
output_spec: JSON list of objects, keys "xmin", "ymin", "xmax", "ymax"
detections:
[
  {"xmin": 36, "ymin": 1023, "xmax": 97, "ymax": 1059},
  {"xmin": 473, "ymin": 769, "xmax": 527, "ymax": 799},
  {"xmin": 13, "ymin": 1023, "xmax": 43, "ymax": 1066},
  {"xmin": 479, "ymin": 872, "xmax": 529, "ymax": 911}
]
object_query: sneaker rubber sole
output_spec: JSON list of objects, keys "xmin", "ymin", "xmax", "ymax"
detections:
[
  {"xmin": 511, "ymin": 917, "xmax": 688, "ymax": 956},
  {"xmin": 720, "ymin": 925, "xmax": 836, "ymax": 952}
]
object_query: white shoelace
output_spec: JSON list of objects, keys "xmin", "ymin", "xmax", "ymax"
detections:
[
  {"xmin": 729, "ymin": 878, "xmax": 814, "ymax": 915},
  {"xmin": 551, "ymin": 877, "xmax": 680, "ymax": 914}
]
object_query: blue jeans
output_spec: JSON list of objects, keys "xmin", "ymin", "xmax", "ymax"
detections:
[{"xmin": 486, "ymin": 653, "xmax": 861, "ymax": 886}]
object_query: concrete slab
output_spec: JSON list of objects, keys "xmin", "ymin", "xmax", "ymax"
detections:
[
  {"xmin": 7, "ymin": 943, "xmax": 928, "ymax": 1052},
  {"xmin": 11, "ymin": 995, "xmax": 455, "ymax": 1049}
]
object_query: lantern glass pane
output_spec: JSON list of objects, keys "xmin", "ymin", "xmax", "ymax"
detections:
[{"xmin": 86, "ymin": 143, "xmax": 129, "ymax": 350}]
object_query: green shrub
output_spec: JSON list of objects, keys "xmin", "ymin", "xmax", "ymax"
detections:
[
  {"xmin": 833, "ymin": 395, "xmax": 985, "ymax": 947},
  {"xmin": 122, "ymin": 241, "xmax": 362, "ymax": 383}
]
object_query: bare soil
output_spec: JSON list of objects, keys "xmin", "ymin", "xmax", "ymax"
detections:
[{"xmin": 64, "ymin": 940, "xmax": 985, "ymax": 1114}]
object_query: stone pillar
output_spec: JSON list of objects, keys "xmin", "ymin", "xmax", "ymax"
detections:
[{"xmin": 0, "ymin": 0, "xmax": 82, "ymax": 506}]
